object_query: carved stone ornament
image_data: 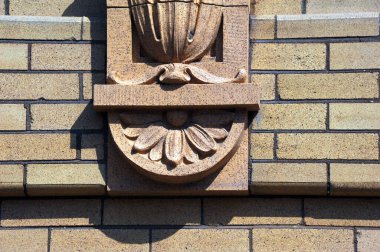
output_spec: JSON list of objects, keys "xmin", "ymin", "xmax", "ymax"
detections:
[{"xmin": 94, "ymin": 0, "xmax": 260, "ymax": 186}]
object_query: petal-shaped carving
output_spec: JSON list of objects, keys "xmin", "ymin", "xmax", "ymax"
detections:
[
  {"xmin": 187, "ymin": 65, "xmax": 247, "ymax": 84},
  {"xmin": 192, "ymin": 110, "xmax": 234, "ymax": 126},
  {"xmin": 149, "ymin": 137, "xmax": 165, "ymax": 161},
  {"xmin": 120, "ymin": 112, "xmax": 162, "ymax": 126},
  {"xmin": 134, "ymin": 123, "xmax": 168, "ymax": 152},
  {"xmin": 204, "ymin": 127, "xmax": 228, "ymax": 140},
  {"xmin": 183, "ymin": 132, "xmax": 199, "ymax": 163},
  {"xmin": 184, "ymin": 124, "xmax": 217, "ymax": 154},
  {"xmin": 107, "ymin": 66, "xmax": 165, "ymax": 85},
  {"xmin": 123, "ymin": 125, "xmax": 145, "ymax": 139},
  {"xmin": 165, "ymin": 130, "xmax": 184, "ymax": 165}
]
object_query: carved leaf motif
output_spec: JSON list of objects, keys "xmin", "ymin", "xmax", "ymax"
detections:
[
  {"xmin": 192, "ymin": 110, "xmax": 234, "ymax": 126},
  {"xmin": 165, "ymin": 130, "xmax": 184, "ymax": 165},
  {"xmin": 149, "ymin": 137, "xmax": 165, "ymax": 161},
  {"xmin": 204, "ymin": 127, "xmax": 228, "ymax": 140},
  {"xmin": 123, "ymin": 125, "xmax": 145, "ymax": 139},
  {"xmin": 120, "ymin": 112, "xmax": 162, "ymax": 126},
  {"xmin": 185, "ymin": 124, "xmax": 217, "ymax": 154},
  {"xmin": 134, "ymin": 123, "xmax": 168, "ymax": 152},
  {"xmin": 183, "ymin": 132, "xmax": 199, "ymax": 163}
]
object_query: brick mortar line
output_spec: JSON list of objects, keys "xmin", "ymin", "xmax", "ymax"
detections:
[
  {"xmin": 326, "ymin": 163, "xmax": 331, "ymax": 196},
  {"xmin": 250, "ymin": 160, "xmax": 380, "ymax": 164},
  {"xmin": 79, "ymin": 73, "xmax": 84, "ymax": 101},
  {"xmin": 251, "ymin": 130, "xmax": 380, "ymax": 134},
  {"xmin": 261, "ymin": 100, "xmax": 380, "ymax": 104},
  {"xmin": 47, "ymin": 228, "xmax": 52, "ymax": 252},
  {"xmin": 325, "ymin": 43, "xmax": 330, "ymax": 71},
  {"xmin": 353, "ymin": 227, "xmax": 359, "ymax": 252},
  {"xmin": 149, "ymin": 229, "xmax": 153, "ymax": 252},
  {"xmin": 0, "ymin": 40, "xmax": 105, "ymax": 44},
  {"xmin": 0, "ymin": 160, "xmax": 105, "ymax": 165},
  {"xmin": 251, "ymin": 36, "xmax": 380, "ymax": 43},
  {"xmin": 0, "ymin": 100, "xmax": 95, "ymax": 104},
  {"xmin": 0, "ymin": 130, "xmax": 105, "ymax": 134},
  {"xmin": 22, "ymin": 164, "xmax": 28, "ymax": 197},
  {"xmin": 300, "ymin": 198, "xmax": 306, "ymax": 225},
  {"xmin": 4, "ymin": 0, "xmax": 9, "ymax": 15},
  {"xmin": 27, "ymin": 44, "xmax": 32, "ymax": 71},
  {"xmin": 301, "ymin": 0, "xmax": 307, "ymax": 14},
  {"xmin": 251, "ymin": 69, "xmax": 380, "ymax": 74},
  {"xmin": 0, "ymin": 70, "xmax": 104, "ymax": 74},
  {"xmin": 248, "ymin": 229, "xmax": 253, "ymax": 252}
]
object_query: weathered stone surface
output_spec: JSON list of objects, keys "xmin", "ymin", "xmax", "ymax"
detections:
[
  {"xmin": 51, "ymin": 229, "xmax": 149, "ymax": 251},
  {"xmin": 253, "ymin": 0, "xmax": 302, "ymax": 15},
  {"xmin": 305, "ymin": 198, "xmax": 380, "ymax": 226},
  {"xmin": 250, "ymin": 133, "xmax": 274, "ymax": 160},
  {"xmin": 278, "ymin": 13, "xmax": 379, "ymax": 38},
  {"xmin": 357, "ymin": 229, "xmax": 380, "ymax": 251},
  {"xmin": 278, "ymin": 133, "xmax": 379, "ymax": 160},
  {"xmin": 81, "ymin": 134, "xmax": 105, "ymax": 160},
  {"xmin": 0, "ymin": 165, "xmax": 24, "ymax": 197},
  {"xmin": 83, "ymin": 73, "xmax": 105, "ymax": 100},
  {"xmin": 251, "ymin": 74, "xmax": 275, "ymax": 100},
  {"xmin": 0, "ymin": 44, "xmax": 28, "ymax": 70},
  {"xmin": 0, "ymin": 134, "xmax": 76, "ymax": 161},
  {"xmin": 252, "ymin": 228, "xmax": 354, "ymax": 252},
  {"xmin": 204, "ymin": 198, "xmax": 302, "ymax": 225},
  {"xmin": 250, "ymin": 15, "xmax": 275, "ymax": 39},
  {"xmin": 0, "ymin": 104, "xmax": 26, "ymax": 130},
  {"xmin": 251, "ymin": 163, "xmax": 327, "ymax": 195},
  {"xmin": 103, "ymin": 199, "xmax": 201, "ymax": 225},
  {"xmin": 152, "ymin": 229, "xmax": 250, "ymax": 252},
  {"xmin": 1, "ymin": 199, "xmax": 101, "ymax": 226},
  {"xmin": 330, "ymin": 164, "xmax": 380, "ymax": 196},
  {"xmin": 0, "ymin": 229, "xmax": 48, "ymax": 252},
  {"xmin": 307, "ymin": 0, "xmax": 380, "ymax": 13},
  {"xmin": 27, "ymin": 164, "xmax": 106, "ymax": 196},
  {"xmin": 330, "ymin": 103, "xmax": 380, "ymax": 130},
  {"xmin": 278, "ymin": 73, "xmax": 379, "ymax": 100},
  {"xmin": 251, "ymin": 43, "xmax": 326, "ymax": 70}
]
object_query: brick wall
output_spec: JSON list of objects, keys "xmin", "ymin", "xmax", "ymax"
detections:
[{"xmin": 0, "ymin": 0, "xmax": 380, "ymax": 251}]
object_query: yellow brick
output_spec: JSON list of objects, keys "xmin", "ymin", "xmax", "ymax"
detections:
[
  {"xmin": 1, "ymin": 199, "xmax": 101, "ymax": 226},
  {"xmin": 51, "ymin": 229, "xmax": 149, "ymax": 251},
  {"xmin": 278, "ymin": 133, "xmax": 379, "ymax": 160},
  {"xmin": 81, "ymin": 134, "xmax": 104, "ymax": 160},
  {"xmin": 9, "ymin": 0, "xmax": 106, "ymax": 17},
  {"xmin": 0, "ymin": 229, "xmax": 48, "ymax": 252},
  {"xmin": 152, "ymin": 229, "xmax": 250, "ymax": 252},
  {"xmin": 31, "ymin": 44, "xmax": 105, "ymax": 70},
  {"xmin": 31, "ymin": 104, "xmax": 103, "ymax": 130},
  {"xmin": 330, "ymin": 164, "xmax": 380, "ymax": 196},
  {"xmin": 204, "ymin": 198, "xmax": 302, "ymax": 225},
  {"xmin": 253, "ymin": 104, "xmax": 327, "ymax": 130},
  {"xmin": 83, "ymin": 73, "xmax": 106, "ymax": 100},
  {"xmin": 0, "ymin": 134, "xmax": 76, "ymax": 161},
  {"xmin": 253, "ymin": 0, "xmax": 302, "ymax": 15},
  {"xmin": 305, "ymin": 198, "xmax": 380, "ymax": 226},
  {"xmin": 27, "ymin": 164, "xmax": 106, "ymax": 196},
  {"xmin": 357, "ymin": 230, "xmax": 380, "ymax": 251},
  {"xmin": 0, "ymin": 165, "xmax": 24, "ymax": 197},
  {"xmin": 251, "ymin": 43, "xmax": 326, "ymax": 70},
  {"xmin": 0, "ymin": 73, "xmax": 79, "ymax": 100},
  {"xmin": 278, "ymin": 13, "xmax": 379, "ymax": 38},
  {"xmin": 278, "ymin": 73, "xmax": 379, "ymax": 100},
  {"xmin": 0, "ymin": 16, "xmax": 81, "ymax": 40},
  {"xmin": 253, "ymin": 228, "xmax": 354, "ymax": 252},
  {"xmin": 251, "ymin": 133, "xmax": 274, "ymax": 159},
  {"xmin": 307, "ymin": 0, "xmax": 380, "ymax": 14},
  {"xmin": 251, "ymin": 163, "xmax": 327, "ymax": 195},
  {"xmin": 0, "ymin": 104, "xmax": 26, "ymax": 130},
  {"xmin": 330, "ymin": 103, "xmax": 380, "ymax": 130},
  {"xmin": 0, "ymin": 44, "xmax": 28, "ymax": 70},
  {"xmin": 251, "ymin": 74, "xmax": 275, "ymax": 100},
  {"xmin": 250, "ymin": 15, "xmax": 275, "ymax": 39},
  {"xmin": 0, "ymin": 1, "xmax": 4, "ymax": 14},
  {"xmin": 103, "ymin": 199, "xmax": 201, "ymax": 225},
  {"xmin": 331, "ymin": 42, "xmax": 380, "ymax": 70}
]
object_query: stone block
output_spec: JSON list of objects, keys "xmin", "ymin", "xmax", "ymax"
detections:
[
  {"xmin": 357, "ymin": 229, "xmax": 380, "ymax": 251},
  {"xmin": 0, "ymin": 104, "xmax": 26, "ymax": 130},
  {"xmin": 0, "ymin": 229, "xmax": 48, "ymax": 252},
  {"xmin": 250, "ymin": 133, "xmax": 274, "ymax": 160},
  {"xmin": 0, "ymin": 44, "xmax": 28, "ymax": 70},
  {"xmin": 251, "ymin": 74, "xmax": 275, "ymax": 100},
  {"xmin": 253, "ymin": 0, "xmax": 302, "ymax": 15},
  {"xmin": 250, "ymin": 15, "xmax": 275, "ymax": 39},
  {"xmin": 82, "ymin": 17, "xmax": 107, "ymax": 41},
  {"xmin": 81, "ymin": 134, "xmax": 105, "ymax": 160},
  {"xmin": 83, "ymin": 73, "xmax": 106, "ymax": 100},
  {"xmin": 307, "ymin": 0, "xmax": 380, "ymax": 14},
  {"xmin": 0, "ymin": 165, "xmax": 24, "ymax": 197}
]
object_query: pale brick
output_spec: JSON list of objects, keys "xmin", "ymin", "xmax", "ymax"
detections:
[
  {"xmin": 0, "ymin": 229, "xmax": 48, "ymax": 252},
  {"xmin": 103, "ymin": 199, "xmax": 201, "ymax": 225},
  {"xmin": 0, "ymin": 165, "xmax": 24, "ymax": 197},
  {"xmin": 305, "ymin": 198, "xmax": 380, "ymax": 226},
  {"xmin": 251, "ymin": 74, "xmax": 275, "ymax": 100},
  {"xmin": 253, "ymin": 104, "xmax": 327, "ymax": 129},
  {"xmin": 82, "ymin": 17, "xmax": 107, "ymax": 41},
  {"xmin": 331, "ymin": 42, "xmax": 380, "ymax": 70},
  {"xmin": 0, "ymin": 1, "xmax": 4, "ymax": 15},
  {"xmin": 357, "ymin": 229, "xmax": 380, "ymax": 251},
  {"xmin": 1, "ymin": 199, "xmax": 101, "ymax": 226},
  {"xmin": 83, "ymin": 73, "xmax": 106, "ymax": 100},
  {"xmin": 307, "ymin": 0, "xmax": 380, "ymax": 14},
  {"xmin": 9, "ymin": 0, "xmax": 106, "ymax": 17},
  {"xmin": 330, "ymin": 164, "xmax": 380, "ymax": 196},
  {"xmin": 251, "ymin": 163, "xmax": 327, "ymax": 195},
  {"xmin": 253, "ymin": 228, "xmax": 354, "ymax": 252},
  {"xmin": 253, "ymin": 0, "xmax": 302, "ymax": 15},
  {"xmin": 0, "ymin": 44, "xmax": 28, "ymax": 70},
  {"xmin": 31, "ymin": 44, "xmax": 105, "ymax": 71},
  {"xmin": 330, "ymin": 103, "xmax": 380, "ymax": 130},
  {"xmin": 152, "ymin": 229, "xmax": 250, "ymax": 252},
  {"xmin": 204, "ymin": 198, "xmax": 302, "ymax": 225},
  {"xmin": 81, "ymin": 134, "xmax": 105, "ymax": 160},
  {"xmin": 31, "ymin": 104, "xmax": 103, "ymax": 130},
  {"xmin": 278, "ymin": 13, "xmax": 379, "ymax": 38},
  {"xmin": 0, "ymin": 134, "xmax": 76, "ymax": 161},
  {"xmin": 250, "ymin": 15, "xmax": 275, "ymax": 39},
  {"xmin": 251, "ymin": 43, "xmax": 326, "ymax": 70},
  {"xmin": 0, "ymin": 73, "xmax": 79, "ymax": 100},
  {"xmin": 51, "ymin": 229, "xmax": 149, "ymax": 252},
  {"xmin": 27, "ymin": 164, "xmax": 106, "ymax": 196},
  {"xmin": 0, "ymin": 104, "xmax": 26, "ymax": 130},
  {"xmin": 0, "ymin": 16, "xmax": 81, "ymax": 40},
  {"xmin": 251, "ymin": 133, "xmax": 274, "ymax": 159},
  {"xmin": 278, "ymin": 73, "xmax": 379, "ymax": 100},
  {"xmin": 278, "ymin": 133, "xmax": 379, "ymax": 160}
]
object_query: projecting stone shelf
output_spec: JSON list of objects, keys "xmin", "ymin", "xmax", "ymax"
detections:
[{"xmin": 93, "ymin": 83, "xmax": 260, "ymax": 111}]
